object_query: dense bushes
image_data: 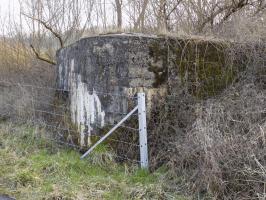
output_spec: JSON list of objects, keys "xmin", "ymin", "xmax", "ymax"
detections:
[{"xmin": 148, "ymin": 43, "xmax": 266, "ymax": 199}]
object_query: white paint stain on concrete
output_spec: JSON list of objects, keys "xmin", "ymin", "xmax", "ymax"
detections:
[
  {"xmin": 69, "ymin": 59, "xmax": 105, "ymax": 147},
  {"xmin": 58, "ymin": 64, "xmax": 63, "ymax": 87}
]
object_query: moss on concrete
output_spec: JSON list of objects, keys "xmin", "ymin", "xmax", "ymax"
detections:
[
  {"xmin": 148, "ymin": 41, "xmax": 168, "ymax": 87},
  {"xmin": 148, "ymin": 38, "xmax": 244, "ymax": 98}
]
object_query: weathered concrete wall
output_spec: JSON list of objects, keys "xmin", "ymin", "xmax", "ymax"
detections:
[
  {"xmin": 56, "ymin": 33, "xmax": 246, "ymax": 147},
  {"xmin": 56, "ymin": 34, "xmax": 167, "ymax": 147}
]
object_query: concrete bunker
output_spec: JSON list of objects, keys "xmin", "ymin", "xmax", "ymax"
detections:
[{"xmin": 56, "ymin": 33, "xmax": 242, "ymax": 147}]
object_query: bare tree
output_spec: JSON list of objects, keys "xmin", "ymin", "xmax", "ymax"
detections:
[
  {"xmin": 2, "ymin": 0, "xmax": 265, "ymax": 66},
  {"xmin": 152, "ymin": 0, "xmax": 183, "ymax": 32},
  {"xmin": 115, "ymin": 0, "xmax": 123, "ymax": 30},
  {"xmin": 186, "ymin": 0, "xmax": 266, "ymax": 33},
  {"xmin": 134, "ymin": 0, "xmax": 149, "ymax": 31},
  {"xmin": 18, "ymin": 0, "xmax": 94, "ymax": 65}
]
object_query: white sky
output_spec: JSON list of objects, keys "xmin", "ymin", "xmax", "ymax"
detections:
[
  {"xmin": 0, "ymin": 0, "xmax": 21, "ymax": 35},
  {"xmin": 0, "ymin": 0, "xmax": 117, "ymax": 35},
  {"xmin": 0, "ymin": 0, "xmax": 20, "ymax": 19},
  {"xmin": 0, "ymin": 0, "xmax": 129, "ymax": 36}
]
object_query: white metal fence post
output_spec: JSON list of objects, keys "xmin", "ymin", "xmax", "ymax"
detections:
[{"xmin": 137, "ymin": 92, "xmax": 149, "ymax": 169}]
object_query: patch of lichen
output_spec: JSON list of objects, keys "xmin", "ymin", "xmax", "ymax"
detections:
[{"xmin": 148, "ymin": 38, "xmax": 242, "ymax": 98}]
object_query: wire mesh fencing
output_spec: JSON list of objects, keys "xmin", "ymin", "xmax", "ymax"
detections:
[{"xmin": 0, "ymin": 80, "xmax": 147, "ymax": 167}]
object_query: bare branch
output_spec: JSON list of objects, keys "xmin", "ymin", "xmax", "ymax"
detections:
[
  {"xmin": 166, "ymin": 0, "xmax": 183, "ymax": 20},
  {"xmin": 22, "ymin": 13, "xmax": 64, "ymax": 48},
  {"xmin": 134, "ymin": 0, "xmax": 149, "ymax": 30},
  {"xmin": 30, "ymin": 44, "xmax": 56, "ymax": 65}
]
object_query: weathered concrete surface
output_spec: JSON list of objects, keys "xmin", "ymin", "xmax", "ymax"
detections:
[
  {"xmin": 56, "ymin": 33, "xmax": 248, "ymax": 147},
  {"xmin": 57, "ymin": 34, "xmax": 167, "ymax": 147}
]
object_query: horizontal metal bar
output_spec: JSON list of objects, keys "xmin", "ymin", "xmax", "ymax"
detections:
[
  {"xmin": 0, "ymin": 80, "xmax": 68, "ymax": 92},
  {"xmin": 90, "ymin": 133, "xmax": 139, "ymax": 147},
  {"xmin": 0, "ymin": 80, "xmax": 137, "ymax": 99},
  {"xmin": 3, "ymin": 103, "xmax": 66, "ymax": 117},
  {"xmin": 114, "ymin": 154, "xmax": 141, "ymax": 163},
  {"xmin": 4, "ymin": 93, "xmax": 70, "ymax": 110},
  {"xmin": 120, "ymin": 125, "xmax": 138, "ymax": 131}
]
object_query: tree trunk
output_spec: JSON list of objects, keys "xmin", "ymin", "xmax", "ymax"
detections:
[
  {"xmin": 134, "ymin": 0, "xmax": 149, "ymax": 31},
  {"xmin": 115, "ymin": 0, "xmax": 122, "ymax": 30},
  {"xmin": 157, "ymin": 0, "xmax": 167, "ymax": 33}
]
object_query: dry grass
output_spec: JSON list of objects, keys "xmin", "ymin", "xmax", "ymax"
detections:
[
  {"xmin": 149, "ymin": 76, "xmax": 265, "ymax": 199},
  {"xmin": 0, "ymin": 38, "xmax": 55, "ymax": 85},
  {"xmin": 148, "ymin": 42, "xmax": 266, "ymax": 199},
  {"xmin": 170, "ymin": 82, "xmax": 265, "ymax": 199},
  {"xmin": 0, "ymin": 40, "xmax": 31, "ymax": 73},
  {"xmin": 0, "ymin": 39, "xmax": 56, "ymax": 120}
]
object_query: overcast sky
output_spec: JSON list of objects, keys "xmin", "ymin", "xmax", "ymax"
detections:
[
  {"xmin": 0, "ymin": 0, "xmax": 126, "ymax": 36},
  {"xmin": 0, "ymin": 0, "xmax": 19, "ymax": 18},
  {"xmin": 0, "ymin": 0, "xmax": 20, "ymax": 35}
]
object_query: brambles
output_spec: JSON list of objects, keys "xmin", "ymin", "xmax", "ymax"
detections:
[{"xmin": 148, "ymin": 49, "xmax": 266, "ymax": 199}]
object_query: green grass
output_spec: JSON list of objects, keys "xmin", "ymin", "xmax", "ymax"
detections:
[{"xmin": 0, "ymin": 122, "xmax": 188, "ymax": 200}]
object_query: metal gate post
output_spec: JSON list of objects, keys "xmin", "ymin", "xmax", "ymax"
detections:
[{"xmin": 137, "ymin": 93, "xmax": 149, "ymax": 169}]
